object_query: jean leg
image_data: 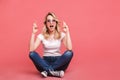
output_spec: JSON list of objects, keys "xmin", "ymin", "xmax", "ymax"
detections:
[
  {"xmin": 29, "ymin": 51, "xmax": 53, "ymax": 72},
  {"xmin": 56, "ymin": 60, "xmax": 71, "ymax": 71},
  {"xmin": 52, "ymin": 50, "xmax": 73, "ymax": 71}
]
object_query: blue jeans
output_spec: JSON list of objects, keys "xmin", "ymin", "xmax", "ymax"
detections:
[{"xmin": 29, "ymin": 50, "xmax": 73, "ymax": 72}]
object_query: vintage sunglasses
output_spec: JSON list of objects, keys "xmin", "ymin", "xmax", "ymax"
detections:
[{"xmin": 46, "ymin": 19, "xmax": 56, "ymax": 23}]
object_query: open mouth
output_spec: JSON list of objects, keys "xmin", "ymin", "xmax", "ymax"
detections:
[{"xmin": 50, "ymin": 25, "xmax": 54, "ymax": 28}]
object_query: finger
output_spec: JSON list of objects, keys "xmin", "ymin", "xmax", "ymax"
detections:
[
  {"xmin": 62, "ymin": 21, "xmax": 65, "ymax": 27},
  {"xmin": 63, "ymin": 21, "xmax": 68, "ymax": 29},
  {"xmin": 33, "ymin": 20, "xmax": 37, "ymax": 24},
  {"xmin": 33, "ymin": 23, "xmax": 38, "ymax": 29},
  {"xmin": 63, "ymin": 21, "xmax": 66, "ymax": 25},
  {"xmin": 33, "ymin": 22, "xmax": 37, "ymax": 26},
  {"xmin": 63, "ymin": 21, "xmax": 67, "ymax": 26}
]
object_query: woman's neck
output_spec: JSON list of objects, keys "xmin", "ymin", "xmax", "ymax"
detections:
[{"xmin": 49, "ymin": 30, "xmax": 55, "ymax": 35}]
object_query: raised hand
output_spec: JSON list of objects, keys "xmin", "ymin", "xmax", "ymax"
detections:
[
  {"xmin": 63, "ymin": 21, "xmax": 69, "ymax": 33},
  {"xmin": 32, "ymin": 22, "xmax": 38, "ymax": 34}
]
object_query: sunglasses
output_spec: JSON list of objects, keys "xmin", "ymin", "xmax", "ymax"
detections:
[{"xmin": 46, "ymin": 19, "xmax": 56, "ymax": 23}]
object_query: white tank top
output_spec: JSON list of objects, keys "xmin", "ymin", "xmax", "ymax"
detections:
[{"xmin": 37, "ymin": 32, "xmax": 65, "ymax": 56}]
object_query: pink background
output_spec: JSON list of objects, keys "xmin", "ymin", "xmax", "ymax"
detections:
[{"xmin": 0, "ymin": 0, "xmax": 120, "ymax": 80}]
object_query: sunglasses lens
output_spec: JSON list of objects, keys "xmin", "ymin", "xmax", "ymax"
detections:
[
  {"xmin": 52, "ymin": 20, "xmax": 56, "ymax": 22},
  {"xmin": 47, "ymin": 19, "xmax": 56, "ymax": 23},
  {"xmin": 47, "ymin": 20, "xmax": 51, "ymax": 22}
]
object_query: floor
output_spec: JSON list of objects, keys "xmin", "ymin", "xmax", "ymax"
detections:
[{"xmin": 0, "ymin": 55, "xmax": 119, "ymax": 80}]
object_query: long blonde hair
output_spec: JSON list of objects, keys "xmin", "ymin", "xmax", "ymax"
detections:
[{"xmin": 42, "ymin": 12, "xmax": 61, "ymax": 39}]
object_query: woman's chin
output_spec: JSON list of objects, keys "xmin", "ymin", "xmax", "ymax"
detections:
[{"xmin": 49, "ymin": 29, "xmax": 55, "ymax": 32}]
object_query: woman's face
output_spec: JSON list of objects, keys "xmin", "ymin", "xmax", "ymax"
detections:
[{"xmin": 46, "ymin": 15, "xmax": 57, "ymax": 32}]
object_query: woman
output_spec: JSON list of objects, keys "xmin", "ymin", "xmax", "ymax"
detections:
[{"xmin": 29, "ymin": 12, "xmax": 73, "ymax": 78}]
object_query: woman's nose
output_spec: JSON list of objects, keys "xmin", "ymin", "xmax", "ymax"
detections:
[
  {"xmin": 50, "ymin": 21, "xmax": 52, "ymax": 24},
  {"xmin": 50, "ymin": 21, "xmax": 54, "ymax": 24}
]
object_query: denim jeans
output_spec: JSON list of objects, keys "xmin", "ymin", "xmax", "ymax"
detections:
[{"xmin": 29, "ymin": 50, "xmax": 73, "ymax": 72}]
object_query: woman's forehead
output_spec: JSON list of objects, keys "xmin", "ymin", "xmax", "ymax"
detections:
[{"xmin": 47, "ymin": 15, "xmax": 54, "ymax": 19}]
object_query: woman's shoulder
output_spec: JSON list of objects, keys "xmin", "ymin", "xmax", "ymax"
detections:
[{"xmin": 37, "ymin": 33, "xmax": 44, "ymax": 40}]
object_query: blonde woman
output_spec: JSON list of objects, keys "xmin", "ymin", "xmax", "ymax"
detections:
[{"xmin": 29, "ymin": 12, "xmax": 73, "ymax": 78}]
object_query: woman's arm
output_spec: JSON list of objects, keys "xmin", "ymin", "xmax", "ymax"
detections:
[
  {"xmin": 63, "ymin": 22, "xmax": 72, "ymax": 50},
  {"xmin": 29, "ymin": 22, "xmax": 41, "ymax": 51}
]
